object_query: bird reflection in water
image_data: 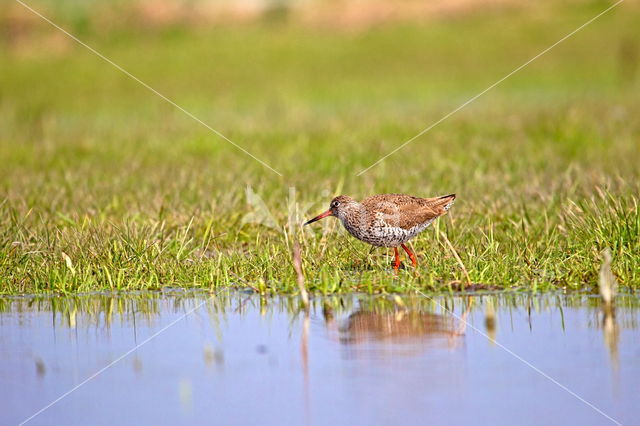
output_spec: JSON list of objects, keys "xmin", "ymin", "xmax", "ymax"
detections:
[{"xmin": 323, "ymin": 299, "xmax": 471, "ymax": 356}]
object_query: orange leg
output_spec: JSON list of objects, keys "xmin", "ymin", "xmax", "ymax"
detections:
[
  {"xmin": 401, "ymin": 244, "xmax": 418, "ymax": 267},
  {"xmin": 393, "ymin": 247, "xmax": 402, "ymax": 272}
]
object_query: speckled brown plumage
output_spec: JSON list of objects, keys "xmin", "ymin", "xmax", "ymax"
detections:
[
  {"xmin": 305, "ymin": 193, "xmax": 456, "ymax": 270},
  {"xmin": 361, "ymin": 193, "xmax": 454, "ymax": 230}
]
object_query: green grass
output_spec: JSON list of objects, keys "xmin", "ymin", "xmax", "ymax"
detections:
[{"xmin": 1, "ymin": 1, "xmax": 639, "ymax": 294}]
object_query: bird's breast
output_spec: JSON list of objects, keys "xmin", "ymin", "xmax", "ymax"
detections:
[{"xmin": 340, "ymin": 213, "xmax": 434, "ymax": 247}]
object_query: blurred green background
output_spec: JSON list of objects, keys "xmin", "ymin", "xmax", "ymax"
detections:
[{"xmin": 1, "ymin": 0, "xmax": 638, "ymax": 293}]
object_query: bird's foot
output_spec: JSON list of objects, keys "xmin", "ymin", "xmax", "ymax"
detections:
[{"xmin": 392, "ymin": 261, "xmax": 404, "ymax": 272}]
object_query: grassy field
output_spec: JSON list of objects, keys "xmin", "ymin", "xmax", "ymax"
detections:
[{"xmin": 1, "ymin": 1, "xmax": 639, "ymax": 294}]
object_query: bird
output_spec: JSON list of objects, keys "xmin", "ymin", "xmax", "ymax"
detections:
[{"xmin": 304, "ymin": 193, "xmax": 456, "ymax": 271}]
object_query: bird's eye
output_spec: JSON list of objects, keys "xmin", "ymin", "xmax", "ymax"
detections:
[{"xmin": 331, "ymin": 201, "xmax": 340, "ymax": 208}]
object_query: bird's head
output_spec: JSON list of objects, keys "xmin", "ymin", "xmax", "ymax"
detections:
[{"xmin": 304, "ymin": 195, "xmax": 357, "ymax": 225}]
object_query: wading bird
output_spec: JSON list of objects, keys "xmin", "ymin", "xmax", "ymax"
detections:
[{"xmin": 305, "ymin": 193, "xmax": 455, "ymax": 271}]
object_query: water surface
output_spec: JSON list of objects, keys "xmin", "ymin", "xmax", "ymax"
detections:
[{"xmin": 1, "ymin": 291, "xmax": 638, "ymax": 425}]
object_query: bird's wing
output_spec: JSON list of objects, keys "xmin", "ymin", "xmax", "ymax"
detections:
[{"xmin": 362, "ymin": 194, "xmax": 455, "ymax": 230}]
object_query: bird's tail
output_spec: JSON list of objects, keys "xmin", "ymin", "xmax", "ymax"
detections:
[{"xmin": 437, "ymin": 194, "xmax": 456, "ymax": 211}]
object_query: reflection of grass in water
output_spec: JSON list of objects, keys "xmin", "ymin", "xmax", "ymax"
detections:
[
  {"xmin": 1, "ymin": 291, "xmax": 633, "ymax": 375},
  {"xmin": 1, "ymin": 292, "xmax": 637, "ymax": 331},
  {"xmin": 0, "ymin": 2, "xmax": 639, "ymax": 294},
  {"xmin": 0, "ymin": 292, "xmax": 198, "ymax": 328}
]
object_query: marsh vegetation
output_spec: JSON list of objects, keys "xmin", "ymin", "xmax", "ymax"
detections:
[{"xmin": 1, "ymin": 1, "xmax": 639, "ymax": 293}]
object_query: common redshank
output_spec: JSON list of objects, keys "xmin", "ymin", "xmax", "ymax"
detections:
[{"xmin": 304, "ymin": 193, "xmax": 456, "ymax": 271}]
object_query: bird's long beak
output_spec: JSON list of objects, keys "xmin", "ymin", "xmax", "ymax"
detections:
[{"xmin": 304, "ymin": 209, "xmax": 332, "ymax": 225}]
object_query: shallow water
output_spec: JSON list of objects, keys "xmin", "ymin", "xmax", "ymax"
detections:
[{"xmin": 1, "ymin": 291, "xmax": 638, "ymax": 426}]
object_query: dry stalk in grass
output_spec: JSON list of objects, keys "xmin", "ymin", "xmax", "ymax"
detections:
[
  {"xmin": 599, "ymin": 248, "xmax": 617, "ymax": 315},
  {"xmin": 293, "ymin": 241, "xmax": 309, "ymax": 307},
  {"xmin": 439, "ymin": 231, "xmax": 471, "ymax": 287}
]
